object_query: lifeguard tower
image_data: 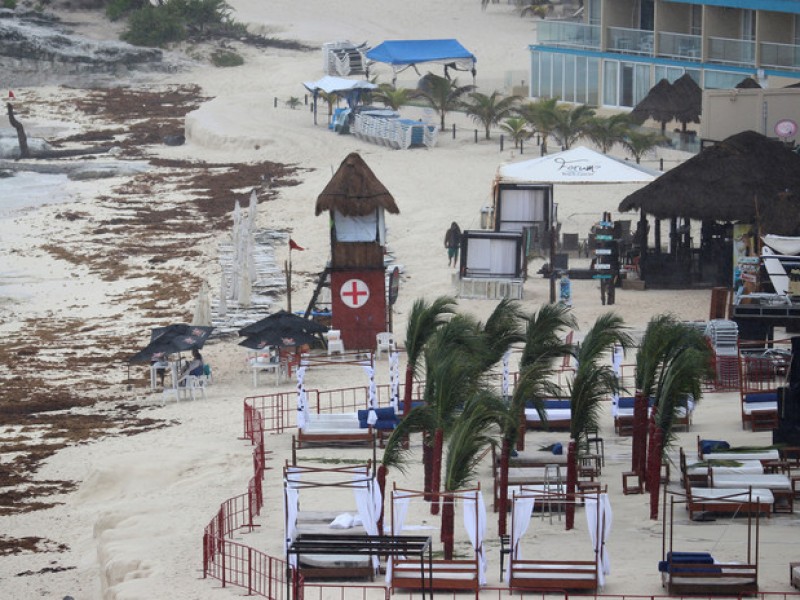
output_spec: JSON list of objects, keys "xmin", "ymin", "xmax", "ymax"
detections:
[{"xmin": 314, "ymin": 153, "xmax": 400, "ymax": 350}]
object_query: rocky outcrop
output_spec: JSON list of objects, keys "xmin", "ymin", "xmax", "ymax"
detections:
[{"xmin": 0, "ymin": 9, "xmax": 188, "ymax": 86}]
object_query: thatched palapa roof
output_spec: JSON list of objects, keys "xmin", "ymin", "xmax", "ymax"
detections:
[
  {"xmin": 315, "ymin": 152, "xmax": 400, "ymax": 216},
  {"xmin": 736, "ymin": 77, "xmax": 762, "ymax": 89},
  {"xmin": 629, "ymin": 78, "xmax": 678, "ymax": 128},
  {"xmin": 671, "ymin": 73, "xmax": 701, "ymax": 127},
  {"xmin": 618, "ymin": 131, "xmax": 800, "ymax": 235}
]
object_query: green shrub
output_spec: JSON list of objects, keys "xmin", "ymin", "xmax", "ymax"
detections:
[
  {"xmin": 2, "ymin": 0, "xmax": 18, "ymax": 9},
  {"xmin": 106, "ymin": 0, "xmax": 137, "ymax": 21},
  {"xmin": 122, "ymin": 5, "xmax": 185, "ymax": 47},
  {"xmin": 210, "ymin": 49, "xmax": 243, "ymax": 67},
  {"xmin": 285, "ymin": 97, "xmax": 301, "ymax": 109}
]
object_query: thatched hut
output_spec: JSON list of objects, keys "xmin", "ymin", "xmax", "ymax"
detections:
[
  {"xmin": 629, "ymin": 78, "xmax": 678, "ymax": 133},
  {"xmin": 735, "ymin": 77, "xmax": 762, "ymax": 89},
  {"xmin": 671, "ymin": 74, "xmax": 701, "ymax": 133},
  {"xmin": 618, "ymin": 131, "xmax": 800, "ymax": 288},
  {"xmin": 315, "ymin": 152, "xmax": 400, "ymax": 217}
]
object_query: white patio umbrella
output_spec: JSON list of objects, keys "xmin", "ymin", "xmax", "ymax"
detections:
[
  {"xmin": 247, "ymin": 188, "xmax": 258, "ymax": 232},
  {"xmin": 389, "ymin": 350, "xmax": 400, "ymax": 411},
  {"xmin": 502, "ymin": 349, "xmax": 511, "ymax": 398},
  {"xmin": 230, "ymin": 201, "xmax": 242, "ymax": 295},
  {"xmin": 218, "ymin": 272, "xmax": 228, "ymax": 317},
  {"xmin": 296, "ymin": 363, "xmax": 309, "ymax": 429},
  {"xmin": 191, "ymin": 281, "xmax": 212, "ymax": 326}
]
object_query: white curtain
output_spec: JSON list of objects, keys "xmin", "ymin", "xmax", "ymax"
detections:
[
  {"xmin": 231, "ymin": 201, "xmax": 242, "ymax": 299},
  {"xmin": 507, "ymin": 495, "xmax": 535, "ymax": 582},
  {"xmin": 284, "ymin": 470, "xmax": 300, "ymax": 567},
  {"xmin": 585, "ymin": 493, "xmax": 611, "ymax": 588},
  {"xmin": 353, "ymin": 475, "xmax": 381, "ymax": 571},
  {"xmin": 218, "ymin": 272, "xmax": 228, "ymax": 317},
  {"xmin": 362, "ymin": 363, "xmax": 377, "ymax": 424},
  {"xmin": 386, "ymin": 492, "xmax": 412, "ymax": 584},
  {"xmin": 296, "ymin": 365, "xmax": 308, "ymax": 429},
  {"xmin": 462, "ymin": 491, "xmax": 488, "ymax": 585},
  {"xmin": 334, "ymin": 210, "xmax": 380, "ymax": 242},
  {"xmin": 389, "ymin": 351, "xmax": 400, "ymax": 411},
  {"xmin": 498, "ymin": 189, "xmax": 547, "ymax": 232},
  {"xmin": 611, "ymin": 343, "xmax": 624, "ymax": 409},
  {"xmin": 502, "ymin": 350, "xmax": 511, "ymax": 397}
]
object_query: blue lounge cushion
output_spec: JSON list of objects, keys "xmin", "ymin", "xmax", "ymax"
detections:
[
  {"xmin": 618, "ymin": 396, "xmax": 655, "ymax": 409},
  {"xmin": 700, "ymin": 439, "xmax": 730, "ymax": 454},
  {"xmin": 659, "ymin": 552, "xmax": 715, "ymax": 573},
  {"xmin": 358, "ymin": 407, "xmax": 398, "ymax": 429},
  {"xmin": 744, "ymin": 392, "xmax": 778, "ymax": 404},
  {"xmin": 552, "ymin": 442, "xmax": 563, "ymax": 455}
]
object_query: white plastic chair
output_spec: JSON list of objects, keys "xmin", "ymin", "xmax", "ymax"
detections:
[
  {"xmin": 185, "ymin": 375, "xmax": 207, "ymax": 400},
  {"xmin": 375, "ymin": 332, "xmax": 396, "ymax": 360},
  {"xmin": 326, "ymin": 329, "xmax": 345, "ymax": 357}
]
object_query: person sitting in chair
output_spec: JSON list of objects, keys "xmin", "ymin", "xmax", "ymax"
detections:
[{"xmin": 180, "ymin": 348, "xmax": 205, "ymax": 383}]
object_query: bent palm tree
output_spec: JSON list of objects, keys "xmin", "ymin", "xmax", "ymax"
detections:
[
  {"xmin": 462, "ymin": 91, "xmax": 521, "ymax": 140},
  {"xmin": 500, "ymin": 116, "xmax": 530, "ymax": 149},
  {"xmin": 517, "ymin": 98, "xmax": 558, "ymax": 154},
  {"xmin": 373, "ymin": 84, "xmax": 413, "ymax": 111},
  {"xmin": 622, "ymin": 130, "xmax": 662, "ymax": 164},
  {"xmin": 440, "ymin": 392, "xmax": 504, "ymax": 558},
  {"xmin": 587, "ymin": 113, "xmax": 632, "ymax": 154},
  {"xmin": 497, "ymin": 303, "xmax": 576, "ymax": 535},
  {"xmin": 416, "ymin": 73, "xmax": 476, "ymax": 130},
  {"xmin": 552, "ymin": 104, "xmax": 596, "ymax": 150}
]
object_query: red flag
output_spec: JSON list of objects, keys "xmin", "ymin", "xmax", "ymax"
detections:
[
  {"xmin": 289, "ymin": 239, "xmax": 304, "ymax": 251},
  {"xmin": 8, "ymin": 91, "xmax": 14, "ymax": 99}
]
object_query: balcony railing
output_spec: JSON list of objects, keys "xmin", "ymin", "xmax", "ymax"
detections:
[
  {"xmin": 607, "ymin": 26, "xmax": 654, "ymax": 56},
  {"xmin": 760, "ymin": 40, "xmax": 800, "ymax": 72},
  {"xmin": 708, "ymin": 36, "xmax": 755, "ymax": 67},
  {"xmin": 657, "ymin": 32, "xmax": 702, "ymax": 62},
  {"xmin": 536, "ymin": 20, "xmax": 600, "ymax": 50}
]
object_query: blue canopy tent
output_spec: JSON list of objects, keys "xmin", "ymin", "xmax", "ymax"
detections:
[
  {"xmin": 365, "ymin": 39, "xmax": 476, "ymax": 85},
  {"xmin": 302, "ymin": 76, "xmax": 377, "ymax": 125}
]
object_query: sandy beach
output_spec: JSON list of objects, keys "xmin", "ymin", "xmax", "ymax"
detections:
[{"xmin": 1, "ymin": 1, "xmax": 798, "ymax": 599}]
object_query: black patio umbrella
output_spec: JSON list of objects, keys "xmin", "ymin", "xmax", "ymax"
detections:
[
  {"xmin": 239, "ymin": 310, "xmax": 328, "ymax": 337},
  {"xmin": 129, "ymin": 323, "xmax": 214, "ymax": 364},
  {"xmin": 671, "ymin": 73, "xmax": 702, "ymax": 132},
  {"xmin": 239, "ymin": 328, "xmax": 320, "ymax": 351}
]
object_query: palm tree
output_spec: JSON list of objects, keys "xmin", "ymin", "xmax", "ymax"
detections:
[
  {"xmin": 440, "ymin": 392, "xmax": 504, "ymax": 558},
  {"xmin": 462, "ymin": 91, "xmax": 521, "ymax": 140},
  {"xmin": 372, "ymin": 83, "xmax": 413, "ymax": 111},
  {"xmin": 497, "ymin": 304, "xmax": 575, "ymax": 535},
  {"xmin": 402, "ymin": 296, "xmax": 457, "ymax": 417},
  {"xmin": 551, "ymin": 104, "xmax": 596, "ymax": 150},
  {"xmin": 569, "ymin": 313, "xmax": 633, "ymax": 444},
  {"xmin": 500, "ymin": 116, "xmax": 530, "ymax": 149},
  {"xmin": 621, "ymin": 130, "xmax": 662, "ymax": 164},
  {"xmin": 517, "ymin": 98, "xmax": 558, "ymax": 154},
  {"xmin": 415, "ymin": 73, "xmax": 476, "ymax": 130},
  {"xmin": 634, "ymin": 316, "xmax": 711, "ymax": 519},
  {"xmin": 587, "ymin": 114, "xmax": 632, "ymax": 154},
  {"xmin": 319, "ymin": 90, "xmax": 339, "ymax": 122}
]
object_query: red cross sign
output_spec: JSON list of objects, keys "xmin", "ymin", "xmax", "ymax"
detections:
[{"xmin": 340, "ymin": 278, "xmax": 370, "ymax": 309}]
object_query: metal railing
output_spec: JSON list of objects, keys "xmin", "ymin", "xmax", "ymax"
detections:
[
  {"xmin": 657, "ymin": 32, "xmax": 702, "ymax": 62},
  {"xmin": 760, "ymin": 40, "xmax": 800, "ymax": 72},
  {"xmin": 608, "ymin": 26, "xmax": 654, "ymax": 56},
  {"xmin": 537, "ymin": 20, "xmax": 601, "ymax": 50},
  {"xmin": 708, "ymin": 36, "xmax": 755, "ymax": 67}
]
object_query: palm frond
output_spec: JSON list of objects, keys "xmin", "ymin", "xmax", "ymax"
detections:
[
  {"xmin": 479, "ymin": 299, "xmax": 526, "ymax": 368},
  {"xmin": 405, "ymin": 296, "xmax": 457, "ymax": 378},
  {"xmin": 443, "ymin": 395, "xmax": 503, "ymax": 491},
  {"xmin": 520, "ymin": 303, "xmax": 577, "ymax": 368}
]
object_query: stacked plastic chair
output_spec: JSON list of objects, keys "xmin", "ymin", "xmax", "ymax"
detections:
[{"xmin": 705, "ymin": 319, "xmax": 740, "ymax": 389}]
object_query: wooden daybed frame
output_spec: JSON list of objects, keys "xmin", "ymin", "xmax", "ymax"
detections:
[
  {"xmin": 291, "ymin": 413, "xmax": 377, "ymax": 464},
  {"xmin": 662, "ymin": 488, "xmax": 760, "ymax": 595},
  {"xmin": 508, "ymin": 487, "xmax": 605, "ymax": 592},
  {"xmin": 389, "ymin": 485, "xmax": 483, "ymax": 598},
  {"xmin": 284, "ymin": 463, "xmax": 381, "ymax": 581}
]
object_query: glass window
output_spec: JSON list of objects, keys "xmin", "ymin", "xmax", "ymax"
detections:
[
  {"xmin": 564, "ymin": 55, "xmax": 576, "ymax": 102},
  {"xmin": 552, "ymin": 54, "xmax": 564, "ymax": 100},
  {"xmin": 620, "ymin": 62, "xmax": 634, "ymax": 107},
  {"xmin": 690, "ymin": 5, "xmax": 702, "ymax": 36},
  {"xmin": 540, "ymin": 53, "xmax": 552, "ymax": 98},
  {"xmin": 588, "ymin": 58, "xmax": 599, "ymax": 105},
  {"xmin": 685, "ymin": 69, "xmax": 701, "ymax": 85},
  {"xmin": 634, "ymin": 63, "xmax": 651, "ymax": 106},
  {"xmin": 603, "ymin": 60, "xmax": 618, "ymax": 106},
  {"xmin": 654, "ymin": 65, "xmax": 686, "ymax": 84},
  {"xmin": 704, "ymin": 69, "xmax": 742, "ymax": 89},
  {"xmin": 531, "ymin": 52, "xmax": 541, "ymax": 97},
  {"xmin": 576, "ymin": 56, "xmax": 588, "ymax": 104},
  {"xmin": 588, "ymin": 0, "xmax": 600, "ymax": 25}
]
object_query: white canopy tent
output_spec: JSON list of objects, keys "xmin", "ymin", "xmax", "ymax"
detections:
[{"xmin": 302, "ymin": 76, "xmax": 378, "ymax": 125}]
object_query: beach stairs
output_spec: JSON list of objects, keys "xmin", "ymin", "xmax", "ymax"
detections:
[{"xmin": 304, "ymin": 267, "xmax": 331, "ymax": 319}]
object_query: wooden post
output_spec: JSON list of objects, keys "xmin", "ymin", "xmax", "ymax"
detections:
[{"xmin": 6, "ymin": 103, "xmax": 29, "ymax": 158}]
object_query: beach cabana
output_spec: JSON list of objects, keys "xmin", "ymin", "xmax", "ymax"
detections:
[
  {"xmin": 365, "ymin": 39, "xmax": 476, "ymax": 85},
  {"xmin": 492, "ymin": 146, "xmax": 660, "ymax": 255},
  {"xmin": 302, "ymin": 76, "xmax": 377, "ymax": 125},
  {"xmin": 618, "ymin": 130, "xmax": 800, "ymax": 290}
]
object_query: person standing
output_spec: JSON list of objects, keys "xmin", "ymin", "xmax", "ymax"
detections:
[{"xmin": 444, "ymin": 222, "xmax": 462, "ymax": 267}]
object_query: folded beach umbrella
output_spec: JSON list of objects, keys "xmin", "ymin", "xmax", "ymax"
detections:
[{"xmin": 129, "ymin": 323, "xmax": 214, "ymax": 364}]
